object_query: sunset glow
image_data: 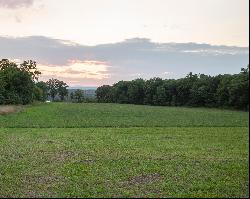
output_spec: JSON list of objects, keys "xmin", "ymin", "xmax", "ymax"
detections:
[{"xmin": 37, "ymin": 60, "xmax": 111, "ymax": 86}]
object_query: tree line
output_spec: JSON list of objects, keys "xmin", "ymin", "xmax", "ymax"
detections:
[
  {"xmin": 0, "ymin": 59, "xmax": 86, "ymax": 104},
  {"xmin": 1, "ymin": 59, "xmax": 249, "ymax": 110},
  {"xmin": 96, "ymin": 66, "xmax": 249, "ymax": 110}
]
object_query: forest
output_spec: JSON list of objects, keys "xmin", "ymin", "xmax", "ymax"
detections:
[{"xmin": 96, "ymin": 67, "xmax": 249, "ymax": 110}]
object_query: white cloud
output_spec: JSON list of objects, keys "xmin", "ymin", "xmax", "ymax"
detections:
[
  {"xmin": 0, "ymin": 0, "xmax": 34, "ymax": 9},
  {"xmin": 163, "ymin": 72, "xmax": 172, "ymax": 75}
]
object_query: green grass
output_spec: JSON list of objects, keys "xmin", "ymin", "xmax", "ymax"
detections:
[
  {"xmin": 0, "ymin": 103, "xmax": 249, "ymax": 198},
  {"xmin": 0, "ymin": 103, "xmax": 248, "ymax": 127},
  {"xmin": 0, "ymin": 127, "xmax": 248, "ymax": 198}
]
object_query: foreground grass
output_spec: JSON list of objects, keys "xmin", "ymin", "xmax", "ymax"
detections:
[
  {"xmin": 0, "ymin": 127, "xmax": 248, "ymax": 198},
  {"xmin": 0, "ymin": 103, "xmax": 248, "ymax": 127}
]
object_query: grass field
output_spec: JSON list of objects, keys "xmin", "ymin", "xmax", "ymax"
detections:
[
  {"xmin": 0, "ymin": 103, "xmax": 249, "ymax": 198},
  {"xmin": 0, "ymin": 103, "xmax": 248, "ymax": 127}
]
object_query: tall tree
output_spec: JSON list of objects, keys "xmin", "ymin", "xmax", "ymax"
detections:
[
  {"xmin": 127, "ymin": 79, "xmax": 145, "ymax": 104},
  {"xmin": 36, "ymin": 81, "xmax": 48, "ymax": 101},
  {"xmin": 58, "ymin": 81, "xmax": 69, "ymax": 101},
  {"xmin": 144, "ymin": 78, "xmax": 163, "ymax": 105},
  {"xmin": 20, "ymin": 60, "xmax": 41, "ymax": 81},
  {"xmin": 112, "ymin": 81, "xmax": 130, "ymax": 104},
  {"xmin": 0, "ymin": 59, "xmax": 40, "ymax": 105},
  {"xmin": 46, "ymin": 78, "xmax": 59, "ymax": 101},
  {"xmin": 73, "ymin": 89, "xmax": 84, "ymax": 103},
  {"xmin": 96, "ymin": 85, "xmax": 113, "ymax": 103}
]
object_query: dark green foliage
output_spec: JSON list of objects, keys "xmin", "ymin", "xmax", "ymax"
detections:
[
  {"xmin": 0, "ymin": 74, "xmax": 6, "ymax": 104},
  {"xmin": 97, "ymin": 66, "xmax": 249, "ymax": 110},
  {"xmin": 35, "ymin": 81, "xmax": 48, "ymax": 101},
  {"xmin": 70, "ymin": 92, "xmax": 74, "ymax": 101},
  {"xmin": 112, "ymin": 81, "xmax": 130, "ymax": 104},
  {"xmin": 46, "ymin": 78, "xmax": 68, "ymax": 101},
  {"xmin": 46, "ymin": 78, "xmax": 59, "ymax": 101},
  {"xmin": 71, "ymin": 89, "xmax": 84, "ymax": 103},
  {"xmin": 228, "ymin": 68, "xmax": 249, "ymax": 109},
  {"xmin": 162, "ymin": 79, "xmax": 177, "ymax": 106},
  {"xmin": 0, "ymin": 59, "xmax": 40, "ymax": 105},
  {"xmin": 96, "ymin": 85, "xmax": 113, "ymax": 102},
  {"xmin": 33, "ymin": 86, "xmax": 43, "ymax": 102},
  {"xmin": 144, "ymin": 77, "xmax": 163, "ymax": 105},
  {"xmin": 127, "ymin": 79, "xmax": 145, "ymax": 104},
  {"xmin": 0, "ymin": 60, "xmax": 69, "ymax": 104},
  {"xmin": 189, "ymin": 74, "xmax": 218, "ymax": 107},
  {"xmin": 155, "ymin": 85, "xmax": 167, "ymax": 105},
  {"xmin": 19, "ymin": 60, "xmax": 41, "ymax": 81},
  {"xmin": 58, "ymin": 81, "xmax": 69, "ymax": 101}
]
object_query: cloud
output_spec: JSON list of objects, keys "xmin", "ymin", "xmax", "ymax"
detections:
[
  {"xmin": 15, "ymin": 16, "xmax": 22, "ymax": 23},
  {"xmin": 37, "ymin": 59, "xmax": 111, "ymax": 86},
  {"xmin": 0, "ymin": 0, "xmax": 34, "ymax": 9},
  {"xmin": 0, "ymin": 36, "xmax": 249, "ymax": 86},
  {"xmin": 163, "ymin": 72, "xmax": 172, "ymax": 75}
]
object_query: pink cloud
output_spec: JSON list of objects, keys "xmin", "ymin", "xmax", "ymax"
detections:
[
  {"xmin": 37, "ymin": 59, "xmax": 112, "ymax": 86},
  {"xmin": 68, "ymin": 59, "xmax": 108, "ymax": 66}
]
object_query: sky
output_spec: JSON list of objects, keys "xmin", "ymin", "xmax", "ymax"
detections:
[{"xmin": 0, "ymin": 0, "xmax": 249, "ymax": 87}]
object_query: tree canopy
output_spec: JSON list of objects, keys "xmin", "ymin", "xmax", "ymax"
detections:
[
  {"xmin": 96, "ymin": 66, "xmax": 249, "ymax": 110},
  {"xmin": 0, "ymin": 59, "xmax": 40, "ymax": 104},
  {"xmin": 0, "ymin": 59, "xmax": 69, "ymax": 104}
]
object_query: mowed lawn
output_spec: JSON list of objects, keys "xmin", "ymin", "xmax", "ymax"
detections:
[{"xmin": 0, "ymin": 103, "xmax": 249, "ymax": 198}]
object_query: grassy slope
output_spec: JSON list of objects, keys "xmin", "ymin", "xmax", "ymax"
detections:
[
  {"xmin": 0, "ymin": 103, "xmax": 248, "ymax": 127},
  {"xmin": 0, "ymin": 103, "xmax": 249, "ymax": 198}
]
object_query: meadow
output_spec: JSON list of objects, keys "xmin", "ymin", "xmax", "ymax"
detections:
[
  {"xmin": 0, "ymin": 103, "xmax": 249, "ymax": 198},
  {"xmin": 0, "ymin": 103, "xmax": 248, "ymax": 128}
]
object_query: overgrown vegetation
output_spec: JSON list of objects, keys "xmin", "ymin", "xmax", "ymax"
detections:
[{"xmin": 96, "ymin": 67, "xmax": 249, "ymax": 110}]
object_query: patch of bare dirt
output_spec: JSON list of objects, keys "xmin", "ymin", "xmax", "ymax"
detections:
[
  {"xmin": 0, "ymin": 105, "xmax": 22, "ymax": 115},
  {"xmin": 23, "ymin": 173, "xmax": 64, "ymax": 198},
  {"xmin": 121, "ymin": 173, "xmax": 163, "ymax": 187},
  {"xmin": 24, "ymin": 174, "xmax": 62, "ymax": 184},
  {"xmin": 77, "ymin": 159, "xmax": 95, "ymax": 164},
  {"xmin": 52, "ymin": 150, "xmax": 79, "ymax": 163}
]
